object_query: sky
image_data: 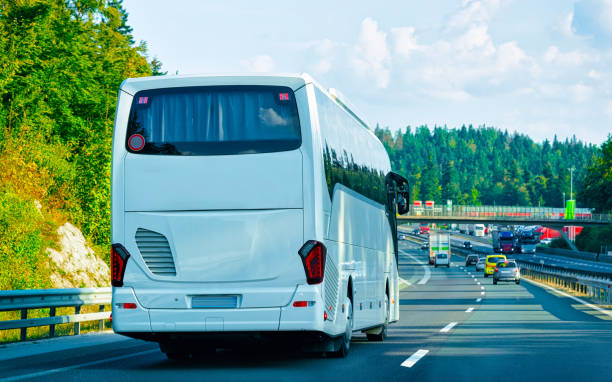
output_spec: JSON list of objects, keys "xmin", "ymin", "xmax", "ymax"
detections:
[{"xmin": 122, "ymin": 0, "xmax": 612, "ymax": 144}]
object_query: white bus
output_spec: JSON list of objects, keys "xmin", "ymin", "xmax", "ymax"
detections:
[
  {"xmin": 110, "ymin": 74, "xmax": 408, "ymax": 359},
  {"xmin": 473, "ymin": 224, "xmax": 486, "ymax": 237}
]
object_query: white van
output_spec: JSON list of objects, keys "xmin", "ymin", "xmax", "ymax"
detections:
[{"xmin": 110, "ymin": 74, "xmax": 408, "ymax": 358}]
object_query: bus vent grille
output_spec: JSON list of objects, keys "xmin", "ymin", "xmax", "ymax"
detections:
[
  {"xmin": 324, "ymin": 259, "xmax": 339, "ymax": 320},
  {"xmin": 135, "ymin": 228, "xmax": 176, "ymax": 276}
]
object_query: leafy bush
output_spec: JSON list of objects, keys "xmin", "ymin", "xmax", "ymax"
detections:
[{"xmin": 575, "ymin": 225, "xmax": 612, "ymax": 253}]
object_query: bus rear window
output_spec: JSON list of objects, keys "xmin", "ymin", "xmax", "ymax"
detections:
[{"xmin": 126, "ymin": 86, "xmax": 301, "ymax": 155}]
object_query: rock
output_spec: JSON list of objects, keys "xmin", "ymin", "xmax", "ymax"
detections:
[{"xmin": 46, "ymin": 222, "xmax": 110, "ymax": 288}]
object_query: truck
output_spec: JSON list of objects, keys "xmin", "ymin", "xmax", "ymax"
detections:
[
  {"xmin": 429, "ymin": 232, "xmax": 451, "ymax": 266},
  {"xmin": 419, "ymin": 223, "xmax": 430, "ymax": 235},
  {"xmin": 492, "ymin": 230, "xmax": 516, "ymax": 254},
  {"xmin": 516, "ymin": 227, "xmax": 538, "ymax": 254}
]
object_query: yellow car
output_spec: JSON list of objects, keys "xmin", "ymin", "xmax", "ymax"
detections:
[{"xmin": 484, "ymin": 255, "xmax": 506, "ymax": 277}]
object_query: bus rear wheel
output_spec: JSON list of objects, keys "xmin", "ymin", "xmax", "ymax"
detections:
[
  {"xmin": 329, "ymin": 297, "xmax": 353, "ymax": 358},
  {"xmin": 366, "ymin": 294, "xmax": 388, "ymax": 342}
]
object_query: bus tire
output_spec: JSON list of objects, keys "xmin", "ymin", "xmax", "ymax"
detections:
[{"xmin": 329, "ymin": 297, "xmax": 353, "ymax": 358}]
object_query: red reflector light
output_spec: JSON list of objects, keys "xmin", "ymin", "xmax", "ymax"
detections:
[
  {"xmin": 111, "ymin": 244, "xmax": 130, "ymax": 287},
  {"xmin": 293, "ymin": 301, "xmax": 308, "ymax": 307},
  {"xmin": 122, "ymin": 303, "xmax": 137, "ymax": 309},
  {"xmin": 494, "ymin": 268, "xmax": 499, "ymax": 273},
  {"xmin": 324, "ymin": 311, "xmax": 328, "ymax": 321},
  {"xmin": 298, "ymin": 240, "xmax": 327, "ymax": 285}
]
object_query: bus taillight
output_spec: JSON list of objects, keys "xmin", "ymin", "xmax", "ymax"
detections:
[
  {"xmin": 298, "ymin": 240, "xmax": 327, "ymax": 285},
  {"xmin": 111, "ymin": 244, "xmax": 131, "ymax": 287}
]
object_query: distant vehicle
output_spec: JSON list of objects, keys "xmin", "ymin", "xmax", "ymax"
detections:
[
  {"xmin": 419, "ymin": 224, "xmax": 430, "ymax": 235},
  {"xmin": 464, "ymin": 241, "xmax": 473, "ymax": 250},
  {"xmin": 429, "ymin": 232, "xmax": 450, "ymax": 265},
  {"xmin": 110, "ymin": 74, "xmax": 407, "ymax": 359},
  {"xmin": 475, "ymin": 257, "xmax": 486, "ymax": 271},
  {"xmin": 484, "ymin": 255, "xmax": 507, "ymax": 277},
  {"xmin": 493, "ymin": 261, "xmax": 520, "ymax": 285},
  {"xmin": 421, "ymin": 242, "xmax": 429, "ymax": 250},
  {"xmin": 473, "ymin": 224, "xmax": 485, "ymax": 237},
  {"xmin": 535, "ymin": 226, "xmax": 561, "ymax": 242},
  {"xmin": 466, "ymin": 254, "xmax": 479, "ymax": 266},
  {"xmin": 492, "ymin": 230, "xmax": 516, "ymax": 254},
  {"xmin": 435, "ymin": 253, "xmax": 450, "ymax": 268},
  {"xmin": 516, "ymin": 228, "xmax": 538, "ymax": 254},
  {"xmin": 412, "ymin": 228, "xmax": 420, "ymax": 235},
  {"xmin": 458, "ymin": 224, "xmax": 468, "ymax": 234}
]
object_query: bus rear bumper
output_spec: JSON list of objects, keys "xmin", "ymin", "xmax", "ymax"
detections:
[{"xmin": 112, "ymin": 286, "xmax": 326, "ymax": 335}]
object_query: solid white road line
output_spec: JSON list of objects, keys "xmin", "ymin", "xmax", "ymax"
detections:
[
  {"xmin": 1, "ymin": 349, "xmax": 158, "ymax": 381},
  {"xmin": 523, "ymin": 278, "xmax": 612, "ymax": 318},
  {"xmin": 401, "ymin": 349, "xmax": 429, "ymax": 368},
  {"xmin": 401, "ymin": 251, "xmax": 431, "ymax": 285},
  {"xmin": 440, "ymin": 322, "xmax": 458, "ymax": 333},
  {"xmin": 476, "ymin": 298, "xmax": 482, "ymax": 302}
]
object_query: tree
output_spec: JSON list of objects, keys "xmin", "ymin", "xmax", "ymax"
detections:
[
  {"xmin": 420, "ymin": 156, "xmax": 441, "ymax": 202},
  {"xmin": 441, "ymin": 160, "xmax": 463, "ymax": 204},
  {"xmin": 578, "ymin": 135, "xmax": 612, "ymax": 213}
]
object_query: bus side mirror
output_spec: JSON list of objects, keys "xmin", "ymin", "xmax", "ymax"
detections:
[
  {"xmin": 397, "ymin": 190, "xmax": 409, "ymax": 215},
  {"xmin": 386, "ymin": 171, "xmax": 410, "ymax": 215}
]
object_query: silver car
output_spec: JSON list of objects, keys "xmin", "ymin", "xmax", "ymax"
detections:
[
  {"xmin": 493, "ymin": 260, "xmax": 520, "ymax": 285},
  {"xmin": 475, "ymin": 257, "xmax": 486, "ymax": 271}
]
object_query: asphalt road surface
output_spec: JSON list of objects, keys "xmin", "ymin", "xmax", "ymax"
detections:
[{"xmin": 1, "ymin": 240, "xmax": 611, "ymax": 382}]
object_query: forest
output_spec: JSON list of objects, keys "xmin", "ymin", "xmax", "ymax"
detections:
[
  {"xmin": 0, "ymin": 1, "xmax": 609, "ymax": 290},
  {"xmin": 374, "ymin": 125, "xmax": 601, "ymax": 209}
]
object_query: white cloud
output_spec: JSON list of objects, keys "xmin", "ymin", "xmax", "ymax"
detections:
[
  {"xmin": 240, "ymin": 55, "xmax": 275, "ymax": 72},
  {"xmin": 447, "ymin": 0, "xmax": 503, "ymax": 30},
  {"xmin": 392, "ymin": 26, "xmax": 419, "ymax": 59},
  {"xmin": 496, "ymin": 41, "xmax": 528, "ymax": 71},
  {"xmin": 351, "ymin": 17, "xmax": 391, "ymax": 88},
  {"xmin": 543, "ymin": 46, "xmax": 593, "ymax": 66},
  {"xmin": 456, "ymin": 25, "xmax": 496, "ymax": 56}
]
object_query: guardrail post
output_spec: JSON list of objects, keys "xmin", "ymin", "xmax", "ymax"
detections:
[
  {"xmin": 98, "ymin": 305, "xmax": 105, "ymax": 331},
  {"xmin": 49, "ymin": 307, "xmax": 56, "ymax": 337},
  {"xmin": 20, "ymin": 309, "xmax": 27, "ymax": 341},
  {"xmin": 74, "ymin": 305, "xmax": 81, "ymax": 335}
]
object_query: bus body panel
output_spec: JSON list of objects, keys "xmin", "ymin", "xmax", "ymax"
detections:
[{"xmin": 124, "ymin": 151, "xmax": 303, "ymax": 211}]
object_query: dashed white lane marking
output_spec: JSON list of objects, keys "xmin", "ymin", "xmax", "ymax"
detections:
[
  {"xmin": 523, "ymin": 278, "xmax": 612, "ymax": 318},
  {"xmin": 480, "ymin": 286, "xmax": 485, "ymax": 290},
  {"xmin": 471, "ymin": 275, "xmax": 475, "ymax": 278},
  {"xmin": 440, "ymin": 322, "xmax": 458, "ymax": 333},
  {"xmin": 476, "ymin": 298, "xmax": 482, "ymax": 302},
  {"xmin": 477, "ymin": 281, "xmax": 481, "ymax": 285},
  {"xmin": 481, "ymin": 291, "xmax": 485, "ymax": 295},
  {"xmin": 401, "ymin": 349, "xmax": 429, "ymax": 368},
  {"xmin": 0, "ymin": 349, "xmax": 158, "ymax": 381},
  {"xmin": 465, "ymin": 307, "xmax": 474, "ymax": 313}
]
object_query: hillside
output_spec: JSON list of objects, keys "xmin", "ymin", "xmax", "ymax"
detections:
[
  {"xmin": 375, "ymin": 125, "xmax": 598, "ymax": 208},
  {"xmin": 0, "ymin": 0, "xmax": 158, "ymax": 289}
]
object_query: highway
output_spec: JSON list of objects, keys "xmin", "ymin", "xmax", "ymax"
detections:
[
  {"xmin": 449, "ymin": 232, "xmax": 612, "ymax": 274},
  {"xmin": 1, "ymin": 240, "xmax": 611, "ymax": 382}
]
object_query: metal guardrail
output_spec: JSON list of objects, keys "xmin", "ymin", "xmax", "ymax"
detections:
[
  {"xmin": 518, "ymin": 261, "xmax": 612, "ymax": 306},
  {"xmin": 0, "ymin": 288, "xmax": 111, "ymax": 341}
]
